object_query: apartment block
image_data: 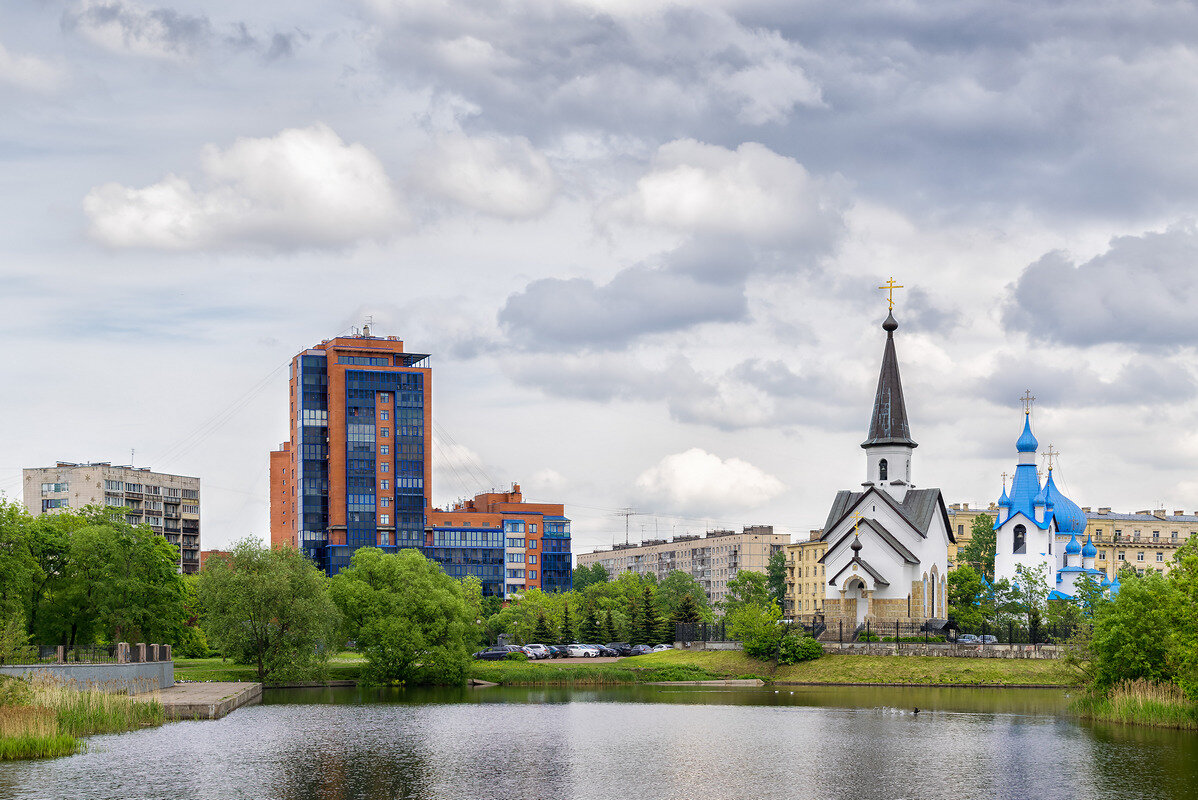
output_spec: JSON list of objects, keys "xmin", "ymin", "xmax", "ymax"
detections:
[
  {"xmin": 22, "ymin": 461, "xmax": 201, "ymax": 573},
  {"xmin": 576, "ymin": 525, "xmax": 789, "ymax": 608},
  {"xmin": 783, "ymin": 530, "xmax": 827, "ymax": 617}
]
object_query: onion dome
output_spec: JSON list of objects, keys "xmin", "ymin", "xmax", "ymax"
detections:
[
  {"xmin": 1109, "ymin": 575, "xmax": 1121, "ymax": 595},
  {"xmin": 1043, "ymin": 469, "xmax": 1086, "ymax": 535},
  {"xmin": 1065, "ymin": 533, "xmax": 1081, "ymax": 556},
  {"xmin": 1016, "ymin": 414, "xmax": 1038, "ymax": 453},
  {"xmin": 1034, "ymin": 480, "xmax": 1051, "ymax": 507},
  {"xmin": 1082, "ymin": 536, "xmax": 1098, "ymax": 559},
  {"xmin": 998, "ymin": 484, "xmax": 1012, "ymax": 508},
  {"xmin": 851, "ymin": 534, "xmax": 863, "ymax": 553}
]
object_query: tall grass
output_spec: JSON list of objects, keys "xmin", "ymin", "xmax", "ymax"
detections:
[
  {"xmin": 0, "ymin": 675, "xmax": 166, "ymax": 760},
  {"xmin": 1073, "ymin": 679, "xmax": 1198, "ymax": 730}
]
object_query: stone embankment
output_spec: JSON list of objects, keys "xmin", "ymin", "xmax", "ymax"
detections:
[{"xmin": 157, "ymin": 682, "xmax": 262, "ymax": 720}]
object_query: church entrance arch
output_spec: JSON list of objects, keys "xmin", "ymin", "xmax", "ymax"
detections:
[{"xmin": 845, "ymin": 578, "xmax": 868, "ymax": 626}]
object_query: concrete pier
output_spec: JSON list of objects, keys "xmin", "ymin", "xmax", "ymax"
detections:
[{"xmin": 157, "ymin": 682, "xmax": 262, "ymax": 720}]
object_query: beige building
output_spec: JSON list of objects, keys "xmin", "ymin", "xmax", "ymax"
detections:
[
  {"xmin": 949, "ymin": 502, "xmax": 1198, "ymax": 581},
  {"xmin": 576, "ymin": 525, "xmax": 790, "ymax": 607},
  {"xmin": 783, "ymin": 531, "xmax": 827, "ymax": 617},
  {"xmin": 946, "ymin": 503, "xmax": 996, "ymax": 568},
  {"xmin": 23, "ymin": 462, "xmax": 201, "ymax": 574}
]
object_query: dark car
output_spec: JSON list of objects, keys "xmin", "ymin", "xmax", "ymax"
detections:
[
  {"xmin": 473, "ymin": 645, "xmax": 524, "ymax": 661},
  {"xmin": 586, "ymin": 644, "xmax": 617, "ymax": 657},
  {"xmin": 548, "ymin": 645, "xmax": 571, "ymax": 658},
  {"xmin": 606, "ymin": 642, "xmax": 633, "ymax": 657},
  {"xmin": 629, "ymin": 644, "xmax": 653, "ymax": 656}
]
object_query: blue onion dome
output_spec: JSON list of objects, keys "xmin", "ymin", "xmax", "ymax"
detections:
[
  {"xmin": 1100, "ymin": 574, "xmax": 1110, "ymax": 587},
  {"xmin": 1082, "ymin": 536, "xmax": 1098, "ymax": 559},
  {"xmin": 1109, "ymin": 575, "xmax": 1121, "ymax": 594},
  {"xmin": 1043, "ymin": 469, "xmax": 1086, "ymax": 535},
  {"xmin": 1065, "ymin": 533, "xmax": 1081, "ymax": 555},
  {"xmin": 1034, "ymin": 480, "xmax": 1051, "ymax": 507},
  {"xmin": 1016, "ymin": 414, "xmax": 1039, "ymax": 453},
  {"xmin": 998, "ymin": 485, "xmax": 1012, "ymax": 508}
]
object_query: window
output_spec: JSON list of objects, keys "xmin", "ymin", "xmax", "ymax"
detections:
[
  {"xmin": 380, "ymin": 410, "xmax": 389, "ymax": 420},
  {"xmin": 380, "ymin": 514, "xmax": 390, "ymax": 525},
  {"xmin": 958, "ymin": 524, "xmax": 964, "ymax": 536},
  {"xmin": 1157, "ymin": 552, "xmax": 1165, "ymax": 562},
  {"xmin": 1114, "ymin": 529, "xmax": 1123, "ymax": 541},
  {"xmin": 529, "ymin": 539, "xmax": 537, "ymax": 550},
  {"xmin": 1013, "ymin": 524, "xmax": 1026, "ymax": 554},
  {"xmin": 1099, "ymin": 552, "xmax": 1106, "ymax": 560},
  {"xmin": 1118, "ymin": 551, "xmax": 1125, "ymax": 561},
  {"xmin": 41, "ymin": 482, "xmax": 69, "ymax": 493},
  {"xmin": 507, "ymin": 553, "xmax": 524, "ymax": 563},
  {"xmin": 380, "ymin": 497, "xmax": 390, "ymax": 507},
  {"xmin": 1136, "ymin": 552, "xmax": 1144, "ymax": 562},
  {"xmin": 380, "ymin": 428, "xmax": 390, "ymax": 438},
  {"xmin": 1173, "ymin": 532, "xmax": 1179, "ymax": 541},
  {"xmin": 1153, "ymin": 531, "xmax": 1160, "ymax": 542},
  {"xmin": 528, "ymin": 554, "xmax": 537, "ymax": 565},
  {"xmin": 380, "ymin": 479, "xmax": 390, "ymax": 490},
  {"xmin": 380, "ymin": 445, "xmax": 389, "ymax": 455},
  {"xmin": 528, "ymin": 570, "xmax": 537, "ymax": 580},
  {"xmin": 529, "ymin": 524, "xmax": 537, "ymax": 533},
  {"xmin": 504, "ymin": 520, "xmax": 526, "ymax": 534},
  {"xmin": 380, "ymin": 393, "xmax": 389, "ymax": 402},
  {"xmin": 506, "ymin": 538, "xmax": 525, "ymax": 548},
  {"xmin": 878, "ymin": 458, "xmax": 888, "ymax": 481},
  {"xmin": 380, "ymin": 463, "xmax": 389, "ymax": 473}
]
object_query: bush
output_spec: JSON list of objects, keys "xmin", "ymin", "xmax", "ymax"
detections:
[
  {"xmin": 727, "ymin": 603, "xmax": 785, "ymax": 660},
  {"xmin": 505, "ymin": 651, "xmax": 528, "ymax": 662},
  {"xmin": 778, "ymin": 634, "xmax": 823, "ymax": 665}
]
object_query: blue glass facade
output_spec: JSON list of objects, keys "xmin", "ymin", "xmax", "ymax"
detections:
[
  {"xmin": 423, "ymin": 527, "xmax": 504, "ymax": 596},
  {"xmin": 541, "ymin": 516, "xmax": 572, "ymax": 593},
  {"xmin": 297, "ymin": 354, "xmax": 330, "ymax": 570}
]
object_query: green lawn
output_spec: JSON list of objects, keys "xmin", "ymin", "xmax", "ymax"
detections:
[{"xmin": 174, "ymin": 653, "xmax": 365, "ymax": 684}]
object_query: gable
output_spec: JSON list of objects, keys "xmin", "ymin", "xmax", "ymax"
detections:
[
  {"xmin": 822, "ymin": 485, "xmax": 951, "ymax": 542},
  {"xmin": 820, "ymin": 518, "xmax": 918, "ymax": 565}
]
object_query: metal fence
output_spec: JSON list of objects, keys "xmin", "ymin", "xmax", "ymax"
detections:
[
  {"xmin": 675, "ymin": 620, "xmax": 728, "ymax": 642},
  {"xmin": 827, "ymin": 619, "xmax": 947, "ymax": 644},
  {"xmin": 27, "ymin": 644, "xmax": 121, "ymax": 664},
  {"xmin": 953, "ymin": 620, "xmax": 1086, "ymax": 646}
]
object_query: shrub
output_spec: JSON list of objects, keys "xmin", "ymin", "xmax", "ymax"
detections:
[
  {"xmin": 505, "ymin": 651, "xmax": 528, "ymax": 662},
  {"xmin": 778, "ymin": 634, "xmax": 823, "ymax": 665}
]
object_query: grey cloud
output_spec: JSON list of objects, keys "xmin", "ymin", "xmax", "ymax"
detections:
[
  {"xmin": 1003, "ymin": 224, "xmax": 1198, "ymax": 348},
  {"xmin": 63, "ymin": 1, "xmax": 213, "ymax": 57},
  {"xmin": 981, "ymin": 354, "xmax": 1197, "ymax": 410}
]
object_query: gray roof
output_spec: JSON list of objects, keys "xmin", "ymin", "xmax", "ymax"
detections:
[
  {"xmin": 862, "ymin": 313, "xmax": 917, "ymax": 449},
  {"xmin": 829, "ymin": 555, "xmax": 890, "ymax": 587},
  {"xmin": 1086, "ymin": 512, "xmax": 1198, "ymax": 524},
  {"xmin": 820, "ymin": 518, "xmax": 918, "ymax": 565},
  {"xmin": 823, "ymin": 487, "xmax": 951, "ymax": 542}
]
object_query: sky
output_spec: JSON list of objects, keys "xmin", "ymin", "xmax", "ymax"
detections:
[{"xmin": 4, "ymin": 0, "xmax": 1198, "ymax": 557}]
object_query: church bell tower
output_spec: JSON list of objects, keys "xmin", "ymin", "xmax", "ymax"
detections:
[{"xmin": 862, "ymin": 279, "xmax": 917, "ymax": 501}]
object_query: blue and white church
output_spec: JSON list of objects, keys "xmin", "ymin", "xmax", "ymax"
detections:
[{"xmin": 992, "ymin": 404, "xmax": 1114, "ymax": 599}]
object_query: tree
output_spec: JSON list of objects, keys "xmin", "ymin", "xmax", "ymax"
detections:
[
  {"xmin": 957, "ymin": 514, "xmax": 996, "ymax": 581},
  {"xmin": 331, "ymin": 547, "xmax": 472, "ymax": 685},
  {"xmin": 0, "ymin": 611, "xmax": 33, "ymax": 665},
  {"xmin": 728, "ymin": 601, "xmax": 784, "ymax": 660},
  {"xmin": 656, "ymin": 571, "xmax": 712, "ymax": 623},
  {"xmin": 199, "ymin": 538, "xmax": 338, "ymax": 682},
  {"xmin": 572, "ymin": 564, "xmax": 608, "ymax": 592},
  {"xmin": 1088, "ymin": 571, "xmax": 1176, "ymax": 691},
  {"xmin": 673, "ymin": 594, "xmax": 701, "ymax": 630},
  {"xmin": 532, "ymin": 612, "xmax": 554, "ymax": 644},
  {"xmin": 625, "ymin": 594, "xmax": 643, "ymax": 644},
  {"xmin": 948, "ymin": 565, "xmax": 986, "ymax": 630},
  {"xmin": 766, "ymin": 551, "xmax": 787, "ymax": 607},
  {"xmin": 603, "ymin": 609, "xmax": 617, "ymax": 642},
  {"xmin": 579, "ymin": 605, "xmax": 601, "ymax": 643},
  {"xmin": 1013, "ymin": 562, "xmax": 1049, "ymax": 637},
  {"xmin": 722, "ymin": 571, "xmax": 769, "ymax": 615},
  {"xmin": 560, "ymin": 602, "xmax": 574, "ymax": 644},
  {"xmin": 460, "ymin": 575, "xmax": 488, "ymax": 648},
  {"xmin": 1163, "ymin": 539, "xmax": 1198, "ymax": 698},
  {"xmin": 655, "ymin": 607, "xmax": 675, "ymax": 645},
  {"xmin": 636, "ymin": 587, "xmax": 658, "ymax": 645}
]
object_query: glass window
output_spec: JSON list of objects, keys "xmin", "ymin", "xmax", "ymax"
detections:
[
  {"xmin": 529, "ymin": 524, "xmax": 537, "ymax": 533},
  {"xmin": 380, "ymin": 497, "xmax": 390, "ymax": 507},
  {"xmin": 380, "ymin": 463, "xmax": 389, "ymax": 473},
  {"xmin": 380, "ymin": 428, "xmax": 390, "ymax": 438},
  {"xmin": 528, "ymin": 570, "xmax": 537, "ymax": 580},
  {"xmin": 380, "ymin": 410, "xmax": 389, "ymax": 420},
  {"xmin": 380, "ymin": 514, "xmax": 390, "ymax": 524},
  {"xmin": 380, "ymin": 445, "xmax": 389, "ymax": 455},
  {"xmin": 503, "ymin": 520, "xmax": 526, "ymax": 534},
  {"xmin": 380, "ymin": 479, "xmax": 390, "ymax": 490},
  {"xmin": 1137, "ymin": 552, "xmax": 1144, "ymax": 561},
  {"xmin": 529, "ymin": 539, "xmax": 537, "ymax": 550},
  {"xmin": 1118, "ymin": 551, "xmax": 1125, "ymax": 561},
  {"xmin": 1157, "ymin": 552, "xmax": 1164, "ymax": 562}
]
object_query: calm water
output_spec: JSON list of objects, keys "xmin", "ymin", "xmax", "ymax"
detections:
[{"xmin": 2, "ymin": 684, "xmax": 1196, "ymax": 800}]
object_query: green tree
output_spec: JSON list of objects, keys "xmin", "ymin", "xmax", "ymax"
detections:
[
  {"xmin": 655, "ymin": 570, "xmax": 712, "ymax": 623},
  {"xmin": 1013, "ymin": 562, "xmax": 1050, "ymax": 637},
  {"xmin": 460, "ymin": 575, "xmax": 488, "ymax": 648},
  {"xmin": 722, "ymin": 571, "xmax": 769, "ymax": 615},
  {"xmin": 572, "ymin": 564, "xmax": 609, "ymax": 591},
  {"xmin": 728, "ymin": 601, "xmax": 784, "ymax": 660},
  {"xmin": 560, "ymin": 602, "xmax": 574, "ymax": 644},
  {"xmin": 655, "ymin": 607, "xmax": 675, "ymax": 645},
  {"xmin": 331, "ymin": 547, "xmax": 472, "ymax": 685},
  {"xmin": 948, "ymin": 565, "xmax": 986, "ymax": 629},
  {"xmin": 0, "ymin": 610, "xmax": 34, "ymax": 665},
  {"xmin": 603, "ymin": 609, "xmax": 617, "ymax": 642},
  {"xmin": 636, "ymin": 587, "xmax": 658, "ymax": 644},
  {"xmin": 532, "ymin": 612, "xmax": 554, "ymax": 644},
  {"xmin": 1163, "ymin": 539, "xmax": 1198, "ymax": 698},
  {"xmin": 579, "ymin": 605, "xmax": 601, "ymax": 643},
  {"xmin": 673, "ymin": 593, "xmax": 702, "ymax": 631},
  {"xmin": 1088, "ymin": 571, "xmax": 1176, "ymax": 691},
  {"xmin": 957, "ymin": 514, "xmax": 996, "ymax": 581},
  {"xmin": 766, "ymin": 550, "xmax": 787, "ymax": 607},
  {"xmin": 625, "ymin": 594, "xmax": 643, "ymax": 644},
  {"xmin": 199, "ymin": 538, "xmax": 338, "ymax": 682}
]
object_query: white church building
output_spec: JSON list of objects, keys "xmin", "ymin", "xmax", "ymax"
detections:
[{"xmin": 817, "ymin": 305, "xmax": 954, "ymax": 629}]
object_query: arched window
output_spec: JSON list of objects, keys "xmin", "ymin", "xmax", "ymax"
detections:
[
  {"xmin": 879, "ymin": 459, "xmax": 888, "ymax": 481},
  {"xmin": 1013, "ymin": 524, "xmax": 1026, "ymax": 554}
]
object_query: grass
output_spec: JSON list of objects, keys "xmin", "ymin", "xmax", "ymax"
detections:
[
  {"xmin": 1072, "ymin": 680, "xmax": 1198, "ymax": 730},
  {"xmin": 174, "ymin": 654, "xmax": 365, "ymax": 684},
  {"xmin": 0, "ymin": 675, "xmax": 165, "ymax": 760},
  {"xmin": 468, "ymin": 658, "xmax": 726, "ymax": 686}
]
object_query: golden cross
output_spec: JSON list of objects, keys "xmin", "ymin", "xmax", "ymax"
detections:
[
  {"xmin": 850, "ymin": 511, "xmax": 864, "ymax": 529},
  {"xmin": 878, "ymin": 277, "xmax": 904, "ymax": 311},
  {"xmin": 1021, "ymin": 389, "xmax": 1036, "ymax": 415},
  {"xmin": 1045, "ymin": 444, "xmax": 1059, "ymax": 471},
  {"xmin": 1001, "ymin": 471, "xmax": 1008, "ymax": 489}
]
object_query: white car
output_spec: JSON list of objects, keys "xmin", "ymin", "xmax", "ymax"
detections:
[
  {"xmin": 523, "ymin": 644, "xmax": 551, "ymax": 659},
  {"xmin": 651, "ymin": 644, "xmax": 673, "ymax": 652},
  {"xmin": 566, "ymin": 644, "xmax": 600, "ymax": 658}
]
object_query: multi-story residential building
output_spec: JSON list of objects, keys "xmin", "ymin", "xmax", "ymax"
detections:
[
  {"xmin": 270, "ymin": 329, "xmax": 432, "ymax": 574},
  {"xmin": 946, "ymin": 503, "xmax": 996, "ymax": 568},
  {"xmin": 429, "ymin": 485, "xmax": 571, "ymax": 598},
  {"xmin": 948, "ymin": 502, "xmax": 1198, "ymax": 580},
  {"xmin": 576, "ymin": 525, "xmax": 789, "ymax": 608},
  {"xmin": 783, "ymin": 531, "xmax": 826, "ymax": 617},
  {"xmin": 22, "ymin": 461, "xmax": 201, "ymax": 573},
  {"xmin": 269, "ymin": 329, "xmax": 571, "ymax": 592}
]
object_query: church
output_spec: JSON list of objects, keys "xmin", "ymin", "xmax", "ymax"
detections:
[
  {"xmin": 992, "ymin": 405, "xmax": 1116, "ymax": 599},
  {"xmin": 816, "ymin": 293, "xmax": 954, "ymax": 630}
]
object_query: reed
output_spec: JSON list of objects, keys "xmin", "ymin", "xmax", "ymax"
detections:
[{"xmin": 1073, "ymin": 679, "xmax": 1198, "ymax": 730}]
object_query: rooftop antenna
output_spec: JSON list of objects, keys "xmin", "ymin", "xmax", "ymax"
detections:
[
  {"xmin": 363, "ymin": 315, "xmax": 373, "ymax": 337},
  {"xmin": 615, "ymin": 507, "xmax": 642, "ymax": 546},
  {"xmin": 130, "ymin": 448, "xmax": 135, "ymax": 466}
]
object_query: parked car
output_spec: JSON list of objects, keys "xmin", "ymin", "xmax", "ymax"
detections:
[
  {"xmin": 606, "ymin": 642, "xmax": 633, "ymax": 657},
  {"xmin": 629, "ymin": 644, "xmax": 653, "ymax": 656},
  {"xmin": 523, "ymin": 644, "xmax": 552, "ymax": 660},
  {"xmin": 585, "ymin": 644, "xmax": 617, "ymax": 657},
  {"xmin": 956, "ymin": 634, "xmax": 979, "ymax": 644},
  {"xmin": 473, "ymin": 645, "xmax": 525, "ymax": 661},
  {"xmin": 566, "ymin": 644, "xmax": 600, "ymax": 658},
  {"xmin": 548, "ymin": 645, "xmax": 571, "ymax": 658},
  {"xmin": 979, "ymin": 635, "xmax": 998, "ymax": 644},
  {"xmin": 651, "ymin": 644, "xmax": 672, "ymax": 652}
]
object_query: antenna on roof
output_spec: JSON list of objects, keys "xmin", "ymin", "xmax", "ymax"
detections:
[{"xmin": 363, "ymin": 315, "xmax": 373, "ymax": 337}]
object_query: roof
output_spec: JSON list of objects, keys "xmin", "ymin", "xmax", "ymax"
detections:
[
  {"xmin": 1087, "ymin": 511, "xmax": 1198, "ymax": 523},
  {"xmin": 861, "ymin": 312, "xmax": 917, "ymax": 449},
  {"xmin": 820, "ymin": 518, "xmax": 918, "ymax": 565},
  {"xmin": 829, "ymin": 555, "xmax": 890, "ymax": 587},
  {"xmin": 823, "ymin": 487, "xmax": 953, "ymax": 542}
]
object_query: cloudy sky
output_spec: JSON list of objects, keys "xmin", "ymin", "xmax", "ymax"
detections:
[{"xmin": 5, "ymin": 0, "xmax": 1198, "ymax": 555}]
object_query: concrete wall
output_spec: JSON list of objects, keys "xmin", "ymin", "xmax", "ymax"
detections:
[{"xmin": 0, "ymin": 661, "xmax": 174, "ymax": 693}]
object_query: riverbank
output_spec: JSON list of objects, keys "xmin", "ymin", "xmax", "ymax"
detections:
[
  {"xmin": 174, "ymin": 653, "xmax": 366, "ymax": 684},
  {"xmin": 1072, "ymin": 679, "xmax": 1198, "ymax": 730},
  {"xmin": 0, "ymin": 676, "xmax": 164, "ymax": 760}
]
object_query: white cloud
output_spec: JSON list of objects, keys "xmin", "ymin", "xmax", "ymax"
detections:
[
  {"xmin": 84, "ymin": 124, "xmax": 406, "ymax": 251},
  {"xmin": 634, "ymin": 447, "xmax": 785, "ymax": 514},
  {"xmin": 63, "ymin": 0, "xmax": 212, "ymax": 60},
  {"xmin": 607, "ymin": 139, "xmax": 845, "ymax": 245},
  {"xmin": 415, "ymin": 133, "xmax": 557, "ymax": 218},
  {"xmin": 0, "ymin": 42, "xmax": 64, "ymax": 92}
]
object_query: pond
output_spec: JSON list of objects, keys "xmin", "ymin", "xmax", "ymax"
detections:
[{"xmin": 2, "ymin": 684, "xmax": 1195, "ymax": 800}]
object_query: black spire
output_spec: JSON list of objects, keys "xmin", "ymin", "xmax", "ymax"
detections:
[{"xmin": 861, "ymin": 312, "xmax": 917, "ymax": 449}]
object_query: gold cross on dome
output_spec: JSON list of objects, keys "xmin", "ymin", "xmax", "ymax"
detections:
[
  {"xmin": 850, "ymin": 511, "xmax": 864, "ymax": 529},
  {"xmin": 1001, "ymin": 471, "xmax": 1009, "ymax": 489},
  {"xmin": 878, "ymin": 277, "xmax": 904, "ymax": 311},
  {"xmin": 1021, "ymin": 390, "xmax": 1036, "ymax": 415},
  {"xmin": 1045, "ymin": 444, "xmax": 1059, "ymax": 471}
]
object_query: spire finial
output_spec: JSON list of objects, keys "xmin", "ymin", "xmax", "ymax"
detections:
[
  {"xmin": 1021, "ymin": 389, "xmax": 1036, "ymax": 415},
  {"xmin": 878, "ymin": 276, "xmax": 904, "ymax": 311},
  {"xmin": 1045, "ymin": 444, "xmax": 1059, "ymax": 471},
  {"xmin": 1001, "ymin": 470, "xmax": 1008, "ymax": 490}
]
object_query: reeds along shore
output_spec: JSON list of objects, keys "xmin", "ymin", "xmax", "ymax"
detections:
[
  {"xmin": 1073, "ymin": 679, "xmax": 1198, "ymax": 730},
  {"xmin": 0, "ymin": 675, "xmax": 165, "ymax": 760}
]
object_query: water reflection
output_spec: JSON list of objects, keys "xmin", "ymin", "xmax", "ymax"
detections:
[{"xmin": 0, "ymin": 685, "xmax": 1194, "ymax": 800}]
